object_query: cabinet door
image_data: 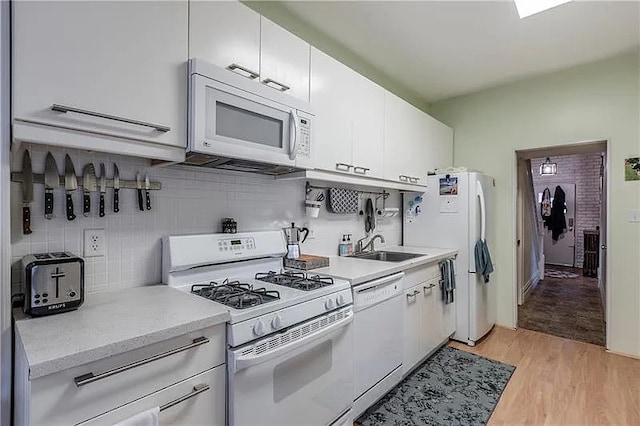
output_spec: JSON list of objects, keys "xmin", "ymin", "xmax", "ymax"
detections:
[
  {"xmin": 436, "ymin": 275, "xmax": 456, "ymax": 341},
  {"xmin": 260, "ymin": 17, "xmax": 310, "ymax": 102},
  {"xmin": 383, "ymin": 91, "xmax": 424, "ymax": 184},
  {"xmin": 421, "ymin": 280, "xmax": 442, "ymax": 355},
  {"xmin": 351, "ymin": 73, "xmax": 385, "ymax": 179},
  {"xmin": 423, "ymin": 115, "xmax": 453, "ymax": 174},
  {"xmin": 13, "ymin": 1, "xmax": 188, "ymax": 149},
  {"xmin": 403, "ymin": 284, "xmax": 424, "ymax": 375},
  {"xmin": 189, "ymin": 0, "xmax": 261, "ymax": 79},
  {"xmin": 310, "ymin": 48, "xmax": 353, "ymax": 173}
]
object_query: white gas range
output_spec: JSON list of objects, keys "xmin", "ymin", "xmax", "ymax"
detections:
[{"xmin": 162, "ymin": 231, "xmax": 354, "ymax": 426}]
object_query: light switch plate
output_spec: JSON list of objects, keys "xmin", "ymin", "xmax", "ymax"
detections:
[{"xmin": 629, "ymin": 210, "xmax": 640, "ymax": 223}]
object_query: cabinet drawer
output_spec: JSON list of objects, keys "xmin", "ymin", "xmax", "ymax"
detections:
[
  {"xmin": 30, "ymin": 325, "xmax": 224, "ymax": 426},
  {"xmin": 79, "ymin": 365, "xmax": 225, "ymax": 426},
  {"xmin": 404, "ymin": 263, "xmax": 440, "ymax": 288}
]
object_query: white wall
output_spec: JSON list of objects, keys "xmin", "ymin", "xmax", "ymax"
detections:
[
  {"xmin": 431, "ymin": 51, "xmax": 640, "ymax": 357},
  {"xmin": 0, "ymin": 0, "xmax": 11, "ymax": 423},
  {"xmin": 10, "ymin": 143, "xmax": 401, "ymax": 294}
]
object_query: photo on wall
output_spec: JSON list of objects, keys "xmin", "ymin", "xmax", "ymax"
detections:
[{"xmin": 624, "ymin": 157, "xmax": 640, "ymax": 181}]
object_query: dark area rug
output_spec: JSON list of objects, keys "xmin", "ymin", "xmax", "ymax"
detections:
[
  {"xmin": 518, "ymin": 266, "xmax": 605, "ymax": 346},
  {"xmin": 357, "ymin": 346, "xmax": 515, "ymax": 426}
]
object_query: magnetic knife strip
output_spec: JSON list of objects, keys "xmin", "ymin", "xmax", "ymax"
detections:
[{"xmin": 10, "ymin": 172, "xmax": 162, "ymax": 190}]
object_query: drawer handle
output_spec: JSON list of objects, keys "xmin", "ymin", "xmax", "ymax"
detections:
[
  {"xmin": 73, "ymin": 337, "xmax": 209, "ymax": 387},
  {"xmin": 51, "ymin": 104, "xmax": 170, "ymax": 133},
  {"xmin": 336, "ymin": 163, "xmax": 353, "ymax": 172},
  {"xmin": 261, "ymin": 77, "xmax": 291, "ymax": 92},
  {"xmin": 423, "ymin": 284, "xmax": 436, "ymax": 293},
  {"xmin": 227, "ymin": 63, "xmax": 259, "ymax": 80},
  {"xmin": 160, "ymin": 383, "xmax": 210, "ymax": 412},
  {"xmin": 406, "ymin": 289, "xmax": 420, "ymax": 300},
  {"xmin": 399, "ymin": 175, "xmax": 408, "ymax": 182},
  {"xmin": 353, "ymin": 166, "xmax": 370, "ymax": 174}
]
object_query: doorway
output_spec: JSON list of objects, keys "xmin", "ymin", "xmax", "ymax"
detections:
[{"xmin": 515, "ymin": 141, "xmax": 608, "ymax": 347}]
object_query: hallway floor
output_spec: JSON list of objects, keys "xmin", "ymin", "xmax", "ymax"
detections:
[{"xmin": 518, "ymin": 265, "xmax": 605, "ymax": 346}]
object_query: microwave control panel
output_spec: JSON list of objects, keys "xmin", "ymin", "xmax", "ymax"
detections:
[{"xmin": 296, "ymin": 115, "xmax": 311, "ymax": 158}]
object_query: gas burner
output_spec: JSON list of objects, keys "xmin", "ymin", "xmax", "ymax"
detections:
[
  {"xmin": 191, "ymin": 281, "xmax": 280, "ymax": 309},
  {"xmin": 255, "ymin": 271, "xmax": 334, "ymax": 291}
]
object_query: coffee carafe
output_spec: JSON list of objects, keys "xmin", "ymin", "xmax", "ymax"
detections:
[{"xmin": 283, "ymin": 222, "xmax": 309, "ymax": 259}]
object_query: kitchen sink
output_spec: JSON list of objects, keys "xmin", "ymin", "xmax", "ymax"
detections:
[{"xmin": 348, "ymin": 251, "xmax": 424, "ymax": 262}]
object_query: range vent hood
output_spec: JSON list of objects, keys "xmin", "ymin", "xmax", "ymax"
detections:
[{"xmin": 183, "ymin": 152, "xmax": 301, "ymax": 176}]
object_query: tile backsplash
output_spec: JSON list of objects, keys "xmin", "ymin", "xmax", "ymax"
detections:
[{"xmin": 11, "ymin": 144, "xmax": 401, "ymax": 295}]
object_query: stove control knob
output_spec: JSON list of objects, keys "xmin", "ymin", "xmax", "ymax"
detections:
[
  {"xmin": 271, "ymin": 315, "xmax": 283, "ymax": 330},
  {"xmin": 325, "ymin": 298, "xmax": 335, "ymax": 310},
  {"xmin": 253, "ymin": 319, "xmax": 266, "ymax": 336},
  {"xmin": 336, "ymin": 294, "xmax": 346, "ymax": 306}
]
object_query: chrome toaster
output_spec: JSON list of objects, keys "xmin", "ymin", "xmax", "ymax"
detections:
[{"xmin": 22, "ymin": 252, "xmax": 84, "ymax": 316}]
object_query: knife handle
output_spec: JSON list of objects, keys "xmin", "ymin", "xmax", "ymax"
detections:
[
  {"xmin": 83, "ymin": 193, "xmax": 90, "ymax": 216},
  {"xmin": 99, "ymin": 193, "xmax": 105, "ymax": 217},
  {"xmin": 114, "ymin": 189, "xmax": 119, "ymax": 213},
  {"xmin": 66, "ymin": 194, "xmax": 76, "ymax": 221},
  {"xmin": 44, "ymin": 191, "xmax": 54, "ymax": 219},
  {"xmin": 22, "ymin": 206, "xmax": 32, "ymax": 235},
  {"xmin": 145, "ymin": 190, "xmax": 151, "ymax": 211},
  {"xmin": 137, "ymin": 189, "xmax": 144, "ymax": 212}
]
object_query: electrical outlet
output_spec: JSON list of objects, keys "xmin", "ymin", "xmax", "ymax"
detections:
[
  {"xmin": 84, "ymin": 229, "xmax": 106, "ymax": 257},
  {"xmin": 303, "ymin": 223, "xmax": 315, "ymax": 240}
]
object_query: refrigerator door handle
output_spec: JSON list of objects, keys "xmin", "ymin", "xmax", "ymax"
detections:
[{"xmin": 477, "ymin": 180, "xmax": 486, "ymax": 241}]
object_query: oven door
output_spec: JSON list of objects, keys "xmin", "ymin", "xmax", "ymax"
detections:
[
  {"xmin": 228, "ymin": 309, "xmax": 354, "ymax": 426},
  {"xmin": 190, "ymin": 74, "xmax": 299, "ymax": 167}
]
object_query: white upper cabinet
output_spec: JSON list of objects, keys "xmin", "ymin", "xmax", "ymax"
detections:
[
  {"xmin": 12, "ymin": 1, "xmax": 188, "ymax": 161},
  {"xmin": 189, "ymin": 0, "xmax": 261, "ymax": 79},
  {"xmin": 384, "ymin": 91, "xmax": 426, "ymax": 185},
  {"xmin": 423, "ymin": 114, "xmax": 454, "ymax": 174},
  {"xmin": 310, "ymin": 48, "xmax": 384, "ymax": 178},
  {"xmin": 260, "ymin": 17, "xmax": 310, "ymax": 102}
]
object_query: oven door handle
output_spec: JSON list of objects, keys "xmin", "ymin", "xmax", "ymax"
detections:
[{"xmin": 232, "ymin": 314, "xmax": 352, "ymax": 372}]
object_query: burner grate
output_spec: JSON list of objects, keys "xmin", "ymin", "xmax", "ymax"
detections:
[
  {"xmin": 255, "ymin": 271, "xmax": 334, "ymax": 291},
  {"xmin": 191, "ymin": 280, "xmax": 280, "ymax": 309}
]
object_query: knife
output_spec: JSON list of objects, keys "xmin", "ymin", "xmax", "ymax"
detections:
[
  {"xmin": 99, "ymin": 163, "xmax": 106, "ymax": 217},
  {"xmin": 136, "ymin": 172, "xmax": 144, "ymax": 212},
  {"xmin": 144, "ymin": 174, "xmax": 151, "ymax": 211},
  {"xmin": 64, "ymin": 154, "xmax": 77, "ymax": 221},
  {"xmin": 82, "ymin": 163, "xmax": 96, "ymax": 217},
  {"xmin": 113, "ymin": 164, "xmax": 120, "ymax": 213},
  {"xmin": 21, "ymin": 150, "xmax": 33, "ymax": 234},
  {"xmin": 44, "ymin": 153, "xmax": 59, "ymax": 220}
]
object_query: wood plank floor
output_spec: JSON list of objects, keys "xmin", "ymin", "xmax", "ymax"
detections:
[{"xmin": 450, "ymin": 327, "xmax": 640, "ymax": 425}]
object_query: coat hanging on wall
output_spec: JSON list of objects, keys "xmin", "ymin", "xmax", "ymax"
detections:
[
  {"xmin": 549, "ymin": 185, "xmax": 567, "ymax": 241},
  {"xmin": 540, "ymin": 187, "xmax": 552, "ymax": 228}
]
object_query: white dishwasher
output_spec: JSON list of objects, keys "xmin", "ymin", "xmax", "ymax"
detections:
[{"xmin": 352, "ymin": 272, "xmax": 404, "ymax": 418}]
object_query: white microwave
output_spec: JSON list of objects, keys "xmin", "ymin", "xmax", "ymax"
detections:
[{"xmin": 187, "ymin": 59, "xmax": 313, "ymax": 174}]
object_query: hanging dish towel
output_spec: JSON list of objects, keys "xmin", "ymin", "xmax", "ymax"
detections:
[
  {"xmin": 113, "ymin": 407, "xmax": 159, "ymax": 426},
  {"xmin": 474, "ymin": 239, "xmax": 494, "ymax": 283},
  {"xmin": 327, "ymin": 188, "xmax": 359, "ymax": 214},
  {"xmin": 364, "ymin": 198, "xmax": 375, "ymax": 232},
  {"xmin": 439, "ymin": 258, "xmax": 456, "ymax": 304}
]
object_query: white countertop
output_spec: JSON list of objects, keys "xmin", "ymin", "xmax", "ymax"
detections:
[
  {"xmin": 314, "ymin": 246, "xmax": 458, "ymax": 285},
  {"xmin": 14, "ymin": 285, "xmax": 230, "ymax": 379}
]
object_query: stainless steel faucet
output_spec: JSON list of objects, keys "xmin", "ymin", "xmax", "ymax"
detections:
[{"xmin": 357, "ymin": 234, "xmax": 385, "ymax": 253}]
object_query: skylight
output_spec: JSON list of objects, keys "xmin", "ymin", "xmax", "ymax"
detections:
[{"xmin": 514, "ymin": 0, "xmax": 572, "ymax": 19}]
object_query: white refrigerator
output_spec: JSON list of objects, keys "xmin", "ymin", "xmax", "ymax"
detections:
[{"xmin": 403, "ymin": 172, "xmax": 496, "ymax": 346}]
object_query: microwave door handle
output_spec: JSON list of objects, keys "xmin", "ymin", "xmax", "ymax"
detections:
[{"xmin": 289, "ymin": 109, "xmax": 299, "ymax": 160}]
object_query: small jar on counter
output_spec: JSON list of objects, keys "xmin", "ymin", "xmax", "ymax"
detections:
[{"xmin": 222, "ymin": 218, "xmax": 237, "ymax": 234}]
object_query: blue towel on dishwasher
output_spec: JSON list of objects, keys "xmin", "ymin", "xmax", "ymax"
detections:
[
  {"xmin": 474, "ymin": 239, "xmax": 494, "ymax": 283},
  {"xmin": 439, "ymin": 258, "xmax": 456, "ymax": 304}
]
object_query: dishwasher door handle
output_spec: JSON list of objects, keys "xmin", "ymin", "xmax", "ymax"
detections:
[{"xmin": 355, "ymin": 272, "xmax": 405, "ymax": 293}]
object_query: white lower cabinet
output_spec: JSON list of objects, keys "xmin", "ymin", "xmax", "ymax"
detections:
[
  {"xmin": 402, "ymin": 261, "xmax": 455, "ymax": 375},
  {"xmin": 14, "ymin": 324, "xmax": 226, "ymax": 426},
  {"xmin": 79, "ymin": 366, "xmax": 225, "ymax": 426}
]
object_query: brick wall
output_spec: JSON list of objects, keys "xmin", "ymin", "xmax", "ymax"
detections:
[{"xmin": 531, "ymin": 152, "xmax": 603, "ymax": 268}]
